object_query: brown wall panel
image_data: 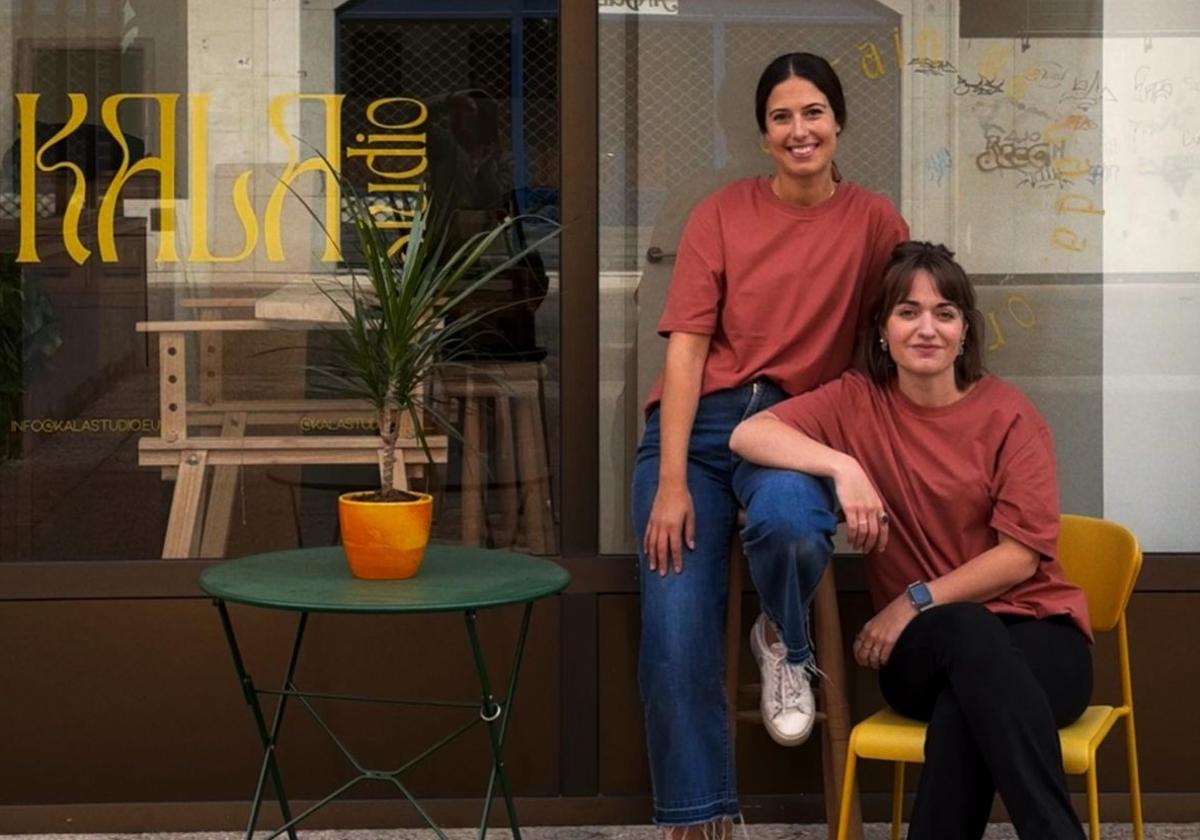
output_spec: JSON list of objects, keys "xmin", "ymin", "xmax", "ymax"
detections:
[
  {"xmin": 597, "ymin": 588, "xmax": 1200, "ymax": 801},
  {"xmin": 2, "ymin": 587, "xmax": 1199, "ymax": 828},
  {"xmin": 0, "ymin": 597, "xmax": 561, "ymax": 804},
  {"xmin": 596, "ymin": 594, "xmax": 647, "ymax": 794}
]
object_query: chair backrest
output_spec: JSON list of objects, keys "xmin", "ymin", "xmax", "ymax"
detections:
[{"xmin": 1056, "ymin": 514, "xmax": 1143, "ymax": 633}]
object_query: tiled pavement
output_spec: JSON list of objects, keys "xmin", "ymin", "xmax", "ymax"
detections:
[{"xmin": 7, "ymin": 824, "xmax": 1195, "ymax": 839}]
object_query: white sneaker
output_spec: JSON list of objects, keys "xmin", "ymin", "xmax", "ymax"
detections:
[{"xmin": 750, "ymin": 613, "xmax": 816, "ymax": 746}]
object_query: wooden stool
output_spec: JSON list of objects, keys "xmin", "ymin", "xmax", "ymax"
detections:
[
  {"xmin": 438, "ymin": 360, "xmax": 556, "ymax": 555},
  {"xmin": 725, "ymin": 525, "xmax": 863, "ymax": 840}
]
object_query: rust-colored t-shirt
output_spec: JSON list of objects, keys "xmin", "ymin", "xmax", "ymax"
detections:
[
  {"xmin": 769, "ymin": 371, "xmax": 1092, "ymax": 641},
  {"xmin": 643, "ymin": 177, "xmax": 908, "ymax": 410}
]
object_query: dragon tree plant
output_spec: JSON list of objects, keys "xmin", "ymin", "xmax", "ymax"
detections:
[{"xmin": 307, "ymin": 175, "xmax": 559, "ymax": 501}]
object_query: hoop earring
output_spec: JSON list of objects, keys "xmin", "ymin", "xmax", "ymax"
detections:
[{"xmin": 957, "ymin": 340, "xmax": 966, "ymax": 357}]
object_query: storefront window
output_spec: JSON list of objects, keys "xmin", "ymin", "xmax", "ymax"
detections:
[
  {"xmin": 599, "ymin": 0, "xmax": 1200, "ymax": 555},
  {"xmin": 0, "ymin": 0, "xmax": 560, "ymax": 562},
  {"xmin": 597, "ymin": 0, "xmax": 902, "ymax": 553}
]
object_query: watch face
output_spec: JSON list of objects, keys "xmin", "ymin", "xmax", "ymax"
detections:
[{"xmin": 909, "ymin": 582, "xmax": 933, "ymax": 609}]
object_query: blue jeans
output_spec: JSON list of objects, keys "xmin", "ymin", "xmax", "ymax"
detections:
[{"xmin": 632, "ymin": 379, "xmax": 838, "ymax": 826}]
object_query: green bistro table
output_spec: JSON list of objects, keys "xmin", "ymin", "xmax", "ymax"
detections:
[{"xmin": 199, "ymin": 545, "xmax": 570, "ymax": 840}]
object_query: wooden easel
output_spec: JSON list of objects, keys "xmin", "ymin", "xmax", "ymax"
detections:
[{"xmin": 138, "ymin": 313, "xmax": 445, "ymax": 559}]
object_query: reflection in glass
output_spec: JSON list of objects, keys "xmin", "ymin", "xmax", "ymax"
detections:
[
  {"xmin": 598, "ymin": 3, "xmax": 901, "ymax": 553},
  {"xmin": 0, "ymin": 1, "xmax": 560, "ymax": 561}
]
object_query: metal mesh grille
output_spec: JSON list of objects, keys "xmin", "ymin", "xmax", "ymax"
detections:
[
  {"xmin": 726, "ymin": 24, "xmax": 901, "ymax": 203},
  {"xmin": 334, "ymin": 13, "xmax": 560, "ymax": 552},
  {"xmin": 598, "ymin": 17, "xmax": 902, "ymax": 261},
  {"xmin": 338, "ymin": 18, "xmax": 512, "ymax": 198},
  {"xmin": 337, "ymin": 17, "xmax": 559, "ymax": 240},
  {"xmin": 27, "ymin": 46, "xmax": 146, "ymax": 178},
  {"xmin": 598, "ymin": 21, "xmax": 630, "ymax": 227},
  {"xmin": 522, "ymin": 16, "xmax": 559, "ymax": 213},
  {"xmin": 633, "ymin": 23, "xmax": 714, "ymax": 225}
]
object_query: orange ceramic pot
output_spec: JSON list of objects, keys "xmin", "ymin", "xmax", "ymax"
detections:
[{"xmin": 338, "ymin": 491, "xmax": 434, "ymax": 580}]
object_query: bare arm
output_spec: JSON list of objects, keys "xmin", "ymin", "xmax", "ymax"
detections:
[
  {"xmin": 644, "ymin": 331, "xmax": 710, "ymax": 575},
  {"xmin": 926, "ymin": 533, "xmax": 1040, "ymax": 605},
  {"xmin": 856, "ymin": 532, "xmax": 1041, "ymax": 670},
  {"xmin": 730, "ymin": 412, "xmax": 889, "ymax": 553}
]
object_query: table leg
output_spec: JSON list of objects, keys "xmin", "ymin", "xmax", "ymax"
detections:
[
  {"xmin": 463, "ymin": 604, "xmax": 533, "ymax": 840},
  {"xmin": 215, "ymin": 600, "xmax": 307, "ymax": 840}
]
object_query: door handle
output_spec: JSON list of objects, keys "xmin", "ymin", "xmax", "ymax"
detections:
[{"xmin": 646, "ymin": 246, "xmax": 675, "ymax": 264}]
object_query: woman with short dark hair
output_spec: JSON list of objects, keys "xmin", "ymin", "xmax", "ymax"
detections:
[
  {"xmin": 634, "ymin": 52, "xmax": 908, "ymax": 837},
  {"xmin": 730, "ymin": 241, "xmax": 1091, "ymax": 840}
]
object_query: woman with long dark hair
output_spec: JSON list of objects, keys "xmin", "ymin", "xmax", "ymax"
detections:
[{"xmin": 633, "ymin": 53, "xmax": 908, "ymax": 837}]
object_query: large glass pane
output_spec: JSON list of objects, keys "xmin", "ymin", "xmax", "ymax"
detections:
[
  {"xmin": 598, "ymin": 0, "xmax": 902, "ymax": 553},
  {"xmin": 0, "ymin": 0, "xmax": 560, "ymax": 561},
  {"xmin": 600, "ymin": 0, "xmax": 1200, "ymax": 556}
]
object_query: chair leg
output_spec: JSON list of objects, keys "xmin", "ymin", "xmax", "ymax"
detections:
[
  {"xmin": 1125, "ymin": 712, "xmax": 1144, "ymax": 840},
  {"xmin": 891, "ymin": 762, "xmax": 905, "ymax": 840},
  {"xmin": 1086, "ymin": 761, "xmax": 1101, "ymax": 840},
  {"xmin": 836, "ymin": 736, "xmax": 859, "ymax": 840},
  {"xmin": 723, "ymin": 538, "xmax": 744, "ymax": 741},
  {"xmin": 813, "ymin": 564, "xmax": 861, "ymax": 840}
]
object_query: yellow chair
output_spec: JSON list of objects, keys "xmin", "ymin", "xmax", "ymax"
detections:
[{"xmin": 835, "ymin": 514, "xmax": 1144, "ymax": 840}]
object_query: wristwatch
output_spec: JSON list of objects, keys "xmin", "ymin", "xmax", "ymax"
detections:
[{"xmin": 906, "ymin": 580, "xmax": 934, "ymax": 613}]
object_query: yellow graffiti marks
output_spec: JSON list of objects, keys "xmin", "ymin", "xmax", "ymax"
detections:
[
  {"xmin": 1043, "ymin": 112, "xmax": 1097, "ymax": 143},
  {"xmin": 1007, "ymin": 295, "xmax": 1036, "ymax": 329},
  {"xmin": 1051, "ymin": 227, "xmax": 1088, "ymax": 252},
  {"xmin": 856, "ymin": 27, "xmax": 950, "ymax": 81},
  {"xmin": 985, "ymin": 295, "xmax": 1037, "ymax": 354},
  {"xmin": 915, "ymin": 29, "xmax": 943, "ymax": 64},
  {"xmin": 1054, "ymin": 193, "xmax": 1104, "ymax": 216},
  {"xmin": 978, "ymin": 46, "xmax": 1011, "ymax": 81},
  {"xmin": 858, "ymin": 40, "xmax": 886, "ymax": 81}
]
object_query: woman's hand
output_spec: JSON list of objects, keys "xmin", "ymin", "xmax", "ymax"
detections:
[
  {"xmin": 832, "ymin": 459, "xmax": 890, "ymax": 554},
  {"xmin": 854, "ymin": 594, "xmax": 917, "ymax": 669},
  {"xmin": 644, "ymin": 481, "xmax": 695, "ymax": 576}
]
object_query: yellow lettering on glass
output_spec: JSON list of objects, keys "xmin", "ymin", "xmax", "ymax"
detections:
[
  {"xmin": 264, "ymin": 93, "xmax": 344, "ymax": 263},
  {"xmin": 348, "ymin": 98, "xmax": 429, "ymax": 256},
  {"xmin": 188, "ymin": 94, "xmax": 258, "ymax": 262},
  {"xmin": 14, "ymin": 92, "xmax": 429, "ymax": 265},
  {"xmin": 98, "ymin": 93, "xmax": 178, "ymax": 263},
  {"xmin": 16, "ymin": 93, "xmax": 90, "ymax": 264}
]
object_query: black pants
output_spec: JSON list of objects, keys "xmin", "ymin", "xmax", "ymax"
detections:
[{"xmin": 880, "ymin": 602, "xmax": 1092, "ymax": 840}]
